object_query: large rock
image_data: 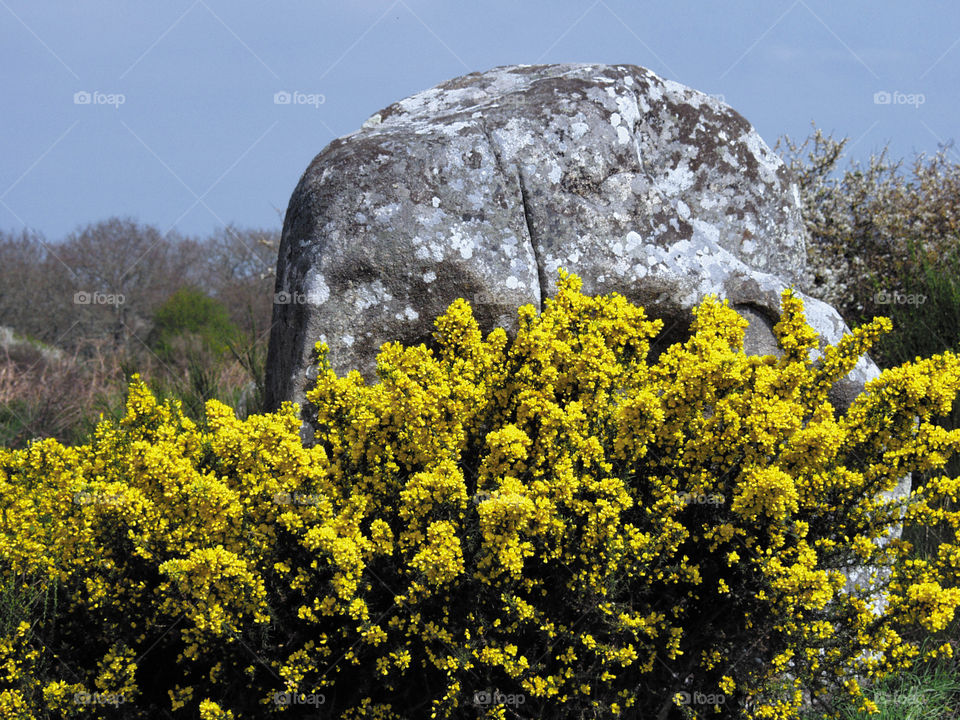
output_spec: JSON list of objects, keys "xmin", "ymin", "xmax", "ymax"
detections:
[
  {"xmin": 266, "ymin": 62, "xmax": 912, "ymax": 621},
  {"xmin": 266, "ymin": 63, "xmax": 880, "ymax": 434}
]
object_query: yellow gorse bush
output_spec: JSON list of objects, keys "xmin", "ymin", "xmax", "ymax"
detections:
[{"xmin": 1, "ymin": 269, "xmax": 960, "ymax": 719}]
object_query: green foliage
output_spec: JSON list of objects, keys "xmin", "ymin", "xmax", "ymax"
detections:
[
  {"xmin": 868, "ymin": 242, "xmax": 960, "ymax": 524},
  {"xmin": 148, "ymin": 286, "xmax": 240, "ymax": 363},
  {"xmin": 870, "ymin": 239, "xmax": 960, "ymax": 370}
]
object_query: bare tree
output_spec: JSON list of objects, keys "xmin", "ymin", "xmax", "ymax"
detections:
[
  {"xmin": 55, "ymin": 217, "xmax": 209, "ymax": 350},
  {"xmin": 201, "ymin": 225, "xmax": 280, "ymax": 413},
  {"xmin": 0, "ymin": 229, "xmax": 76, "ymax": 345}
]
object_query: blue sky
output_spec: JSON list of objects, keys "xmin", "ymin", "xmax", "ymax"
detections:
[{"xmin": 1, "ymin": 0, "xmax": 957, "ymax": 241}]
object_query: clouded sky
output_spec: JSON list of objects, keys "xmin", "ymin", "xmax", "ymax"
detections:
[{"xmin": 2, "ymin": 1, "xmax": 957, "ymax": 241}]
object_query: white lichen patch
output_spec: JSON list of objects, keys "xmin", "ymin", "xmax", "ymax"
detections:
[
  {"xmin": 375, "ymin": 202, "xmax": 401, "ymax": 220},
  {"xmin": 570, "ymin": 122, "xmax": 590, "ymax": 140},
  {"xmin": 742, "ymin": 131, "xmax": 783, "ymax": 184},
  {"xmin": 644, "ymin": 82, "xmax": 665, "ymax": 103},
  {"xmin": 492, "ymin": 120, "xmax": 536, "ymax": 163},
  {"xmin": 448, "ymin": 228, "xmax": 475, "ymax": 260},
  {"xmin": 421, "ymin": 209, "xmax": 444, "ymax": 227},
  {"xmin": 305, "ymin": 271, "xmax": 330, "ymax": 305},
  {"xmin": 661, "ymin": 79, "xmax": 692, "ymax": 100},
  {"xmin": 720, "ymin": 147, "xmax": 740, "ymax": 168},
  {"xmin": 351, "ymin": 280, "xmax": 393, "ymax": 311},
  {"xmin": 547, "ymin": 161, "xmax": 562, "ymax": 184},
  {"xmin": 395, "ymin": 86, "xmax": 485, "ymax": 121},
  {"xmin": 615, "ymin": 93, "xmax": 641, "ymax": 129},
  {"xmin": 438, "ymin": 120, "xmax": 473, "ymax": 137},
  {"xmin": 662, "ymin": 163, "xmax": 695, "ymax": 195},
  {"xmin": 690, "ymin": 219, "xmax": 721, "ymax": 244}
]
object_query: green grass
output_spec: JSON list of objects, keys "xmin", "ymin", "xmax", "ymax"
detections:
[{"xmin": 801, "ymin": 654, "xmax": 960, "ymax": 719}]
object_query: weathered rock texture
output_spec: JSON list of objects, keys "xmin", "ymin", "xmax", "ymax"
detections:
[{"xmin": 266, "ymin": 63, "xmax": 883, "ymax": 443}]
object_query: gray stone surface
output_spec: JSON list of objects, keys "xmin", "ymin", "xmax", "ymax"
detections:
[{"xmin": 265, "ymin": 63, "xmax": 876, "ymax": 439}]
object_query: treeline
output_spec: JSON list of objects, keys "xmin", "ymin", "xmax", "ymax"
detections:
[{"xmin": 0, "ymin": 218, "xmax": 278, "ymax": 447}]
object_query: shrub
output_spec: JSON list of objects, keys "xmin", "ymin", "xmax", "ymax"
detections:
[
  {"xmin": 146, "ymin": 287, "xmax": 244, "ymax": 419},
  {"xmin": 866, "ymin": 239, "xmax": 960, "ymax": 370},
  {"xmin": 147, "ymin": 287, "xmax": 240, "ymax": 363},
  {"xmin": 2, "ymin": 270, "xmax": 960, "ymax": 719},
  {"xmin": 777, "ymin": 127, "xmax": 960, "ymax": 332}
]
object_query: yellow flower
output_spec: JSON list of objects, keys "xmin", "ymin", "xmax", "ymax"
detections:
[{"xmin": 3, "ymin": 270, "xmax": 960, "ymax": 720}]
